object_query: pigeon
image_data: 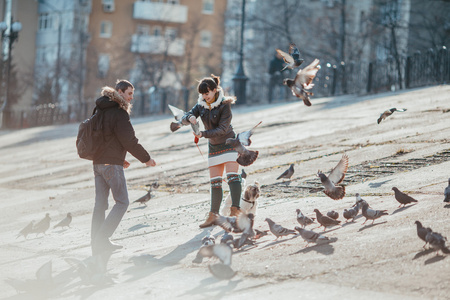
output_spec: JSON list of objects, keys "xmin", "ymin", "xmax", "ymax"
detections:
[
  {"xmin": 276, "ymin": 164, "xmax": 294, "ymax": 180},
  {"xmin": 192, "ymin": 243, "xmax": 233, "ymax": 266},
  {"xmin": 414, "ymin": 221, "xmax": 431, "ymax": 249},
  {"xmin": 225, "ymin": 127, "xmax": 259, "ymax": 166},
  {"xmin": 276, "ymin": 43, "xmax": 304, "ymax": 71},
  {"xmin": 133, "ymin": 189, "xmax": 152, "ymax": 206},
  {"xmin": 392, "ymin": 187, "xmax": 418, "ymax": 208},
  {"xmin": 234, "ymin": 212, "xmax": 256, "ymax": 248},
  {"xmin": 240, "ymin": 169, "xmax": 247, "ymax": 180},
  {"xmin": 214, "ymin": 215, "xmax": 238, "ymax": 233},
  {"xmin": 343, "ymin": 200, "xmax": 361, "ymax": 222},
  {"xmin": 377, "ymin": 108, "xmax": 407, "ymax": 124},
  {"xmin": 358, "ymin": 200, "xmax": 388, "ymax": 225},
  {"xmin": 313, "ymin": 209, "xmax": 341, "ymax": 231},
  {"xmin": 327, "ymin": 210, "xmax": 339, "ymax": 220},
  {"xmin": 254, "ymin": 229, "xmax": 269, "ymax": 239},
  {"xmin": 444, "ymin": 178, "xmax": 450, "ymax": 203},
  {"xmin": 264, "ymin": 218, "xmax": 296, "ymax": 239},
  {"xmin": 220, "ymin": 231, "xmax": 234, "ymax": 245},
  {"xmin": 296, "ymin": 209, "xmax": 315, "ymax": 228},
  {"xmin": 283, "ymin": 58, "xmax": 320, "ymax": 106},
  {"xmin": 16, "ymin": 220, "xmax": 34, "ymax": 239},
  {"xmin": 54, "ymin": 212, "xmax": 72, "ymax": 229},
  {"xmin": 317, "ymin": 154, "xmax": 349, "ymax": 200},
  {"xmin": 31, "ymin": 213, "xmax": 51, "ymax": 236},
  {"xmin": 168, "ymin": 104, "xmax": 200, "ymax": 135},
  {"xmin": 425, "ymin": 228, "xmax": 450, "ymax": 255},
  {"xmin": 202, "ymin": 231, "xmax": 215, "ymax": 246},
  {"xmin": 295, "ymin": 226, "xmax": 329, "ymax": 247}
]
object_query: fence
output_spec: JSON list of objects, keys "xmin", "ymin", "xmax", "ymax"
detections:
[{"xmin": 3, "ymin": 46, "xmax": 449, "ymax": 129}]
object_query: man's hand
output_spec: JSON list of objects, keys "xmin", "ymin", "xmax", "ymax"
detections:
[
  {"xmin": 145, "ymin": 158, "xmax": 156, "ymax": 167},
  {"xmin": 123, "ymin": 160, "xmax": 130, "ymax": 169},
  {"xmin": 189, "ymin": 115, "xmax": 197, "ymax": 124}
]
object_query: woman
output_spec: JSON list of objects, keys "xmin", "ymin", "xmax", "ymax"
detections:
[{"xmin": 182, "ymin": 75, "xmax": 241, "ymax": 228}]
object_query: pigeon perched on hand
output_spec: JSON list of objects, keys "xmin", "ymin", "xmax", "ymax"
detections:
[
  {"xmin": 192, "ymin": 243, "xmax": 233, "ymax": 266},
  {"xmin": 317, "ymin": 154, "xmax": 349, "ymax": 200},
  {"xmin": 425, "ymin": 228, "xmax": 450, "ymax": 255},
  {"xmin": 343, "ymin": 200, "xmax": 361, "ymax": 222},
  {"xmin": 358, "ymin": 200, "xmax": 388, "ymax": 225},
  {"xmin": 133, "ymin": 189, "xmax": 152, "ymax": 206},
  {"xmin": 265, "ymin": 218, "xmax": 296, "ymax": 240},
  {"xmin": 415, "ymin": 221, "xmax": 431, "ymax": 249},
  {"xmin": 327, "ymin": 210, "xmax": 339, "ymax": 220},
  {"xmin": 277, "ymin": 164, "xmax": 294, "ymax": 180},
  {"xmin": 16, "ymin": 220, "xmax": 35, "ymax": 239},
  {"xmin": 276, "ymin": 43, "xmax": 304, "ymax": 71},
  {"xmin": 444, "ymin": 178, "xmax": 450, "ymax": 203},
  {"xmin": 377, "ymin": 108, "xmax": 407, "ymax": 124},
  {"xmin": 54, "ymin": 212, "xmax": 72, "ymax": 229},
  {"xmin": 295, "ymin": 226, "xmax": 329, "ymax": 247},
  {"xmin": 296, "ymin": 209, "xmax": 315, "ymax": 228},
  {"xmin": 31, "ymin": 213, "xmax": 51, "ymax": 236},
  {"xmin": 313, "ymin": 209, "xmax": 341, "ymax": 231},
  {"xmin": 283, "ymin": 58, "xmax": 320, "ymax": 106},
  {"xmin": 168, "ymin": 104, "xmax": 200, "ymax": 135},
  {"xmin": 392, "ymin": 187, "xmax": 418, "ymax": 208}
]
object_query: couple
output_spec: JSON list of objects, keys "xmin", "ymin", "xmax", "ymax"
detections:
[{"xmin": 91, "ymin": 75, "xmax": 242, "ymax": 255}]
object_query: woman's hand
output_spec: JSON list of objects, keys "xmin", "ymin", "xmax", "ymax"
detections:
[
  {"xmin": 193, "ymin": 131, "xmax": 202, "ymax": 139},
  {"xmin": 189, "ymin": 115, "xmax": 197, "ymax": 124}
]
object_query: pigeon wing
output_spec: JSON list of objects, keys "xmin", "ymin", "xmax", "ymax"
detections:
[
  {"xmin": 294, "ymin": 59, "xmax": 320, "ymax": 87},
  {"xmin": 328, "ymin": 154, "xmax": 349, "ymax": 184},
  {"xmin": 168, "ymin": 104, "xmax": 185, "ymax": 121},
  {"xmin": 276, "ymin": 49, "xmax": 294, "ymax": 65}
]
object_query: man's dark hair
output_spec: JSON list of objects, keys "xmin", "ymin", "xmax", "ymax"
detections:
[{"xmin": 115, "ymin": 79, "xmax": 134, "ymax": 92}]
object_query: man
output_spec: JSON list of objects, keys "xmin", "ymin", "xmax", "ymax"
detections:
[{"xmin": 91, "ymin": 79, "xmax": 156, "ymax": 255}]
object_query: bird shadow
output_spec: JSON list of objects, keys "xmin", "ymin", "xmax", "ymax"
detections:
[
  {"xmin": 127, "ymin": 224, "xmax": 150, "ymax": 232},
  {"xmin": 368, "ymin": 180, "xmax": 392, "ymax": 188},
  {"xmin": 130, "ymin": 205, "xmax": 147, "ymax": 210},
  {"xmin": 180, "ymin": 276, "xmax": 243, "ymax": 299},
  {"xmin": 412, "ymin": 248, "xmax": 434, "ymax": 260},
  {"xmin": 391, "ymin": 204, "xmax": 416, "ymax": 215},
  {"xmin": 424, "ymin": 254, "xmax": 446, "ymax": 265},
  {"xmin": 444, "ymin": 204, "xmax": 450, "ymax": 209},
  {"xmin": 358, "ymin": 221, "xmax": 387, "ymax": 232},
  {"xmin": 260, "ymin": 235, "xmax": 299, "ymax": 249},
  {"xmin": 291, "ymin": 237, "xmax": 338, "ymax": 256}
]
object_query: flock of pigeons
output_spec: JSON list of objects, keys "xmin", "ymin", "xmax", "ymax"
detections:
[{"xmin": 16, "ymin": 212, "xmax": 72, "ymax": 239}]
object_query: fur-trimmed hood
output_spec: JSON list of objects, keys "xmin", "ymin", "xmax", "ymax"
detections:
[
  {"xmin": 98, "ymin": 86, "xmax": 132, "ymax": 114},
  {"xmin": 197, "ymin": 88, "xmax": 236, "ymax": 109}
]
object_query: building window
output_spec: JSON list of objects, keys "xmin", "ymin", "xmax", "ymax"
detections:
[
  {"xmin": 202, "ymin": 0, "xmax": 214, "ymax": 14},
  {"xmin": 200, "ymin": 30, "xmax": 212, "ymax": 47},
  {"xmin": 137, "ymin": 24, "xmax": 150, "ymax": 35},
  {"xmin": 165, "ymin": 27, "xmax": 177, "ymax": 40},
  {"xmin": 38, "ymin": 13, "xmax": 53, "ymax": 30},
  {"xmin": 153, "ymin": 26, "xmax": 162, "ymax": 36},
  {"xmin": 100, "ymin": 21, "xmax": 112, "ymax": 38},
  {"xmin": 98, "ymin": 54, "xmax": 110, "ymax": 78}
]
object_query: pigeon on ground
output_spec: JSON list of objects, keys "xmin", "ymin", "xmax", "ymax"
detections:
[
  {"xmin": 31, "ymin": 213, "xmax": 51, "ymax": 236},
  {"xmin": 343, "ymin": 200, "xmax": 361, "ymax": 222},
  {"xmin": 202, "ymin": 231, "xmax": 215, "ymax": 246},
  {"xmin": 317, "ymin": 154, "xmax": 349, "ymax": 200},
  {"xmin": 16, "ymin": 221, "xmax": 35, "ymax": 239},
  {"xmin": 358, "ymin": 200, "xmax": 388, "ymax": 225},
  {"xmin": 265, "ymin": 218, "xmax": 296, "ymax": 239},
  {"xmin": 296, "ymin": 209, "xmax": 315, "ymax": 228},
  {"xmin": 133, "ymin": 189, "xmax": 152, "ymax": 206},
  {"xmin": 54, "ymin": 213, "xmax": 72, "ymax": 229},
  {"xmin": 295, "ymin": 226, "xmax": 329, "ymax": 247},
  {"xmin": 313, "ymin": 209, "xmax": 341, "ymax": 231},
  {"xmin": 276, "ymin": 43, "xmax": 304, "ymax": 71},
  {"xmin": 414, "ymin": 220, "xmax": 431, "ymax": 249},
  {"xmin": 168, "ymin": 104, "xmax": 200, "ymax": 135},
  {"xmin": 226, "ymin": 134, "xmax": 259, "ymax": 167},
  {"xmin": 327, "ymin": 210, "xmax": 339, "ymax": 220},
  {"xmin": 444, "ymin": 178, "xmax": 450, "ymax": 203},
  {"xmin": 254, "ymin": 229, "xmax": 269, "ymax": 239},
  {"xmin": 283, "ymin": 58, "xmax": 320, "ymax": 106},
  {"xmin": 277, "ymin": 164, "xmax": 294, "ymax": 180},
  {"xmin": 192, "ymin": 243, "xmax": 233, "ymax": 266},
  {"xmin": 392, "ymin": 187, "xmax": 418, "ymax": 208},
  {"xmin": 425, "ymin": 228, "xmax": 450, "ymax": 255},
  {"xmin": 377, "ymin": 108, "xmax": 407, "ymax": 124},
  {"xmin": 220, "ymin": 231, "xmax": 234, "ymax": 245}
]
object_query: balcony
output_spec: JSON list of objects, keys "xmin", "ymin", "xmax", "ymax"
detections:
[
  {"xmin": 133, "ymin": 1, "xmax": 188, "ymax": 23},
  {"xmin": 131, "ymin": 34, "xmax": 185, "ymax": 56}
]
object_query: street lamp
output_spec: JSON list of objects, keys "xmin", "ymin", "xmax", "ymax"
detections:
[
  {"xmin": 0, "ymin": 19, "xmax": 22, "ymax": 129},
  {"xmin": 232, "ymin": 0, "xmax": 248, "ymax": 105}
]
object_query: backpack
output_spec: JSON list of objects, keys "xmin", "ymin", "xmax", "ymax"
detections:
[{"xmin": 76, "ymin": 107, "xmax": 109, "ymax": 160}]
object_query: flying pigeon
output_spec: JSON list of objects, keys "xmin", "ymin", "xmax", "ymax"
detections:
[
  {"xmin": 225, "ymin": 124, "xmax": 260, "ymax": 166},
  {"xmin": 192, "ymin": 243, "xmax": 233, "ymax": 266},
  {"xmin": 327, "ymin": 210, "xmax": 339, "ymax": 220},
  {"xmin": 377, "ymin": 108, "xmax": 407, "ymax": 124},
  {"xmin": 317, "ymin": 154, "xmax": 349, "ymax": 200},
  {"xmin": 16, "ymin": 220, "xmax": 34, "ymax": 239},
  {"xmin": 295, "ymin": 226, "xmax": 329, "ymax": 247},
  {"xmin": 235, "ymin": 212, "xmax": 256, "ymax": 248},
  {"xmin": 283, "ymin": 58, "xmax": 320, "ymax": 106},
  {"xmin": 265, "ymin": 218, "xmax": 296, "ymax": 239},
  {"xmin": 343, "ymin": 200, "xmax": 361, "ymax": 222},
  {"xmin": 392, "ymin": 187, "xmax": 418, "ymax": 208},
  {"xmin": 31, "ymin": 213, "xmax": 51, "ymax": 236},
  {"xmin": 276, "ymin": 43, "xmax": 304, "ymax": 71},
  {"xmin": 133, "ymin": 189, "xmax": 152, "ymax": 206},
  {"xmin": 358, "ymin": 200, "xmax": 388, "ymax": 225},
  {"xmin": 220, "ymin": 231, "xmax": 234, "ymax": 245},
  {"xmin": 202, "ymin": 231, "xmax": 216, "ymax": 246},
  {"xmin": 168, "ymin": 104, "xmax": 200, "ymax": 135},
  {"xmin": 235, "ymin": 121, "xmax": 262, "ymax": 147},
  {"xmin": 296, "ymin": 209, "xmax": 315, "ymax": 228},
  {"xmin": 53, "ymin": 212, "xmax": 72, "ymax": 229},
  {"xmin": 414, "ymin": 221, "xmax": 431, "ymax": 249},
  {"xmin": 277, "ymin": 164, "xmax": 294, "ymax": 180},
  {"xmin": 214, "ymin": 215, "xmax": 238, "ymax": 233},
  {"xmin": 444, "ymin": 178, "xmax": 450, "ymax": 203},
  {"xmin": 313, "ymin": 209, "xmax": 341, "ymax": 231},
  {"xmin": 425, "ymin": 228, "xmax": 450, "ymax": 255}
]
